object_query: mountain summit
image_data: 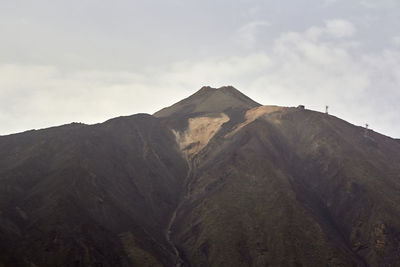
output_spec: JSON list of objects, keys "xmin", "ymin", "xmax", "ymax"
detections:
[
  {"xmin": 0, "ymin": 87, "xmax": 399, "ymax": 267},
  {"xmin": 154, "ymin": 86, "xmax": 260, "ymax": 118}
]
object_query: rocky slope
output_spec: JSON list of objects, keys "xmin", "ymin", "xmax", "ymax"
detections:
[{"xmin": 0, "ymin": 86, "xmax": 399, "ymax": 266}]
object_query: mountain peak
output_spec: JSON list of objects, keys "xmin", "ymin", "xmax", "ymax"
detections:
[
  {"xmin": 197, "ymin": 85, "xmax": 216, "ymax": 93},
  {"xmin": 154, "ymin": 86, "xmax": 260, "ymax": 118}
]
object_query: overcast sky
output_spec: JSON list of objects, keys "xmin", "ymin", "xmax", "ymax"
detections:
[{"xmin": 1, "ymin": 0, "xmax": 400, "ymax": 137}]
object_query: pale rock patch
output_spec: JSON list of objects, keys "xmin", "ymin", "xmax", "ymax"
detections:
[
  {"xmin": 173, "ymin": 113, "xmax": 230, "ymax": 158},
  {"xmin": 227, "ymin": 105, "xmax": 286, "ymax": 137}
]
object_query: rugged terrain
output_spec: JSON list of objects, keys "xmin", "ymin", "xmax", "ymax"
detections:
[{"xmin": 0, "ymin": 86, "xmax": 399, "ymax": 266}]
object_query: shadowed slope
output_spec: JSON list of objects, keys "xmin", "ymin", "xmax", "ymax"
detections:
[{"xmin": 0, "ymin": 115, "xmax": 187, "ymax": 267}]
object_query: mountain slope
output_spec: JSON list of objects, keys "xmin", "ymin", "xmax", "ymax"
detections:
[
  {"xmin": 0, "ymin": 115, "xmax": 187, "ymax": 266},
  {"xmin": 169, "ymin": 106, "xmax": 400, "ymax": 266},
  {"xmin": 0, "ymin": 86, "xmax": 399, "ymax": 266}
]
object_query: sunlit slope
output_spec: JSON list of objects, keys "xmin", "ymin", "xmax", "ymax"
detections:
[{"xmin": 170, "ymin": 105, "xmax": 400, "ymax": 266}]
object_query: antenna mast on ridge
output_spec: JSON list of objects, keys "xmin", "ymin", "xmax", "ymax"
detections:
[{"xmin": 364, "ymin": 123, "xmax": 369, "ymax": 137}]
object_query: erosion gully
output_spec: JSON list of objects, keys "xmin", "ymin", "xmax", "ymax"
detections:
[{"xmin": 165, "ymin": 158, "xmax": 195, "ymax": 267}]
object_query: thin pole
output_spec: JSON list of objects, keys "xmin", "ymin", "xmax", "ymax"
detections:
[{"xmin": 364, "ymin": 123, "xmax": 369, "ymax": 137}]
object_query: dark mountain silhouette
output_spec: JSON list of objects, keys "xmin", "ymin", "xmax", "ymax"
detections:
[{"xmin": 0, "ymin": 86, "xmax": 399, "ymax": 266}]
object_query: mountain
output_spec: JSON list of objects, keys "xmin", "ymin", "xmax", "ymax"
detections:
[{"xmin": 0, "ymin": 86, "xmax": 400, "ymax": 266}]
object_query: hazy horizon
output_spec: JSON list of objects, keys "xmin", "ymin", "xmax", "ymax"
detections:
[{"xmin": 1, "ymin": 0, "xmax": 400, "ymax": 137}]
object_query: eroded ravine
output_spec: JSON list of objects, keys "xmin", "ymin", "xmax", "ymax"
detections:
[
  {"xmin": 165, "ymin": 160, "xmax": 193, "ymax": 267},
  {"xmin": 165, "ymin": 113, "xmax": 229, "ymax": 266}
]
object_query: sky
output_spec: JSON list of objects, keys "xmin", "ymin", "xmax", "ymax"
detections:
[{"xmin": 1, "ymin": 0, "xmax": 400, "ymax": 137}]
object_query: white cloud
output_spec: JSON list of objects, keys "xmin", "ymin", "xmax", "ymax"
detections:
[
  {"xmin": 325, "ymin": 19, "xmax": 356, "ymax": 38},
  {"xmin": 235, "ymin": 20, "xmax": 270, "ymax": 48},
  {"xmin": 160, "ymin": 21, "xmax": 399, "ymax": 137},
  {"xmin": 392, "ymin": 36, "xmax": 400, "ymax": 46},
  {"xmin": 1, "ymin": 20, "xmax": 400, "ymax": 138},
  {"xmin": 0, "ymin": 65, "xmax": 188, "ymax": 134},
  {"xmin": 304, "ymin": 20, "xmax": 356, "ymax": 40}
]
